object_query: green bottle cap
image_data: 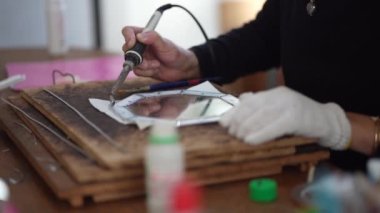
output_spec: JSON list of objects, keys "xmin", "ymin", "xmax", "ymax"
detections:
[{"xmin": 249, "ymin": 178, "xmax": 277, "ymax": 202}]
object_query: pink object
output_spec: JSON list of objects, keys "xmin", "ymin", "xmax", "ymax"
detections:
[
  {"xmin": 171, "ymin": 179, "xmax": 203, "ymax": 213},
  {"xmin": 5, "ymin": 55, "xmax": 135, "ymax": 90},
  {"xmin": 3, "ymin": 202, "xmax": 18, "ymax": 213}
]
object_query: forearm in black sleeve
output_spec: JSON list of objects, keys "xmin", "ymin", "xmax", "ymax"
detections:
[{"xmin": 190, "ymin": 0, "xmax": 281, "ymax": 82}]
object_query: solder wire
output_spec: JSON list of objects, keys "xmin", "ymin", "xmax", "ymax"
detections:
[
  {"xmin": 43, "ymin": 89, "xmax": 127, "ymax": 153},
  {"xmin": 1, "ymin": 98, "xmax": 94, "ymax": 160}
]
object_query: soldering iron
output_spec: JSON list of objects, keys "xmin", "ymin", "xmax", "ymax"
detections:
[
  {"xmin": 109, "ymin": 4, "xmax": 171, "ymax": 105},
  {"xmin": 109, "ymin": 4, "xmax": 216, "ymax": 106}
]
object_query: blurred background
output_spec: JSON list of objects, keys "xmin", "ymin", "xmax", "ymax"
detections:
[
  {"xmin": 1, "ymin": 0, "xmax": 277, "ymax": 93},
  {"xmin": 0, "ymin": 0, "xmax": 265, "ymax": 51}
]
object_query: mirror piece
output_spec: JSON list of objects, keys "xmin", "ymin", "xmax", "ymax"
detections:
[{"xmin": 113, "ymin": 89, "xmax": 238, "ymax": 127}]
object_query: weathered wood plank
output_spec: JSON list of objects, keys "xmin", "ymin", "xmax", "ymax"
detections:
[
  {"xmin": 21, "ymin": 80, "xmax": 316, "ymax": 169},
  {"xmin": 8, "ymin": 96, "xmax": 143, "ymax": 183},
  {"xmin": 0, "ymin": 79, "xmax": 329, "ymax": 207},
  {"xmin": 0, "ymin": 101, "xmax": 144, "ymax": 202}
]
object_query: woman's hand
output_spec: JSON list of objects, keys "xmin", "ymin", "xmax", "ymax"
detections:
[
  {"xmin": 122, "ymin": 26, "xmax": 201, "ymax": 81},
  {"xmin": 220, "ymin": 86, "xmax": 351, "ymax": 150}
]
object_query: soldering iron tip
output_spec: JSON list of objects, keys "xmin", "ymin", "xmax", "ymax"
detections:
[{"xmin": 109, "ymin": 94, "xmax": 116, "ymax": 106}]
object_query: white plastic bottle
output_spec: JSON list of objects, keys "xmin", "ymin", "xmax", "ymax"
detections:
[
  {"xmin": 145, "ymin": 120, "xmax": 185, "ymax": 213},
  {"xmin": 45, "ymin": 0, "xmax": 68, "ymax": 56},
  {"xmin": 0, "ymin": 178, "xmax": 16, "ymax": 213},
  {"xmin": 0, "ymin": 178, "xmax": 9, "ymax": 213}
]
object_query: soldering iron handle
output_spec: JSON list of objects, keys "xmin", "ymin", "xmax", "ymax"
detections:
[
  {"xmin": 124, "ymin": 10, "xmax": 164, "ymax": 66},
  {"xmin": 124, "ymin": 42, "xmax": 146, "ymax": 65}
]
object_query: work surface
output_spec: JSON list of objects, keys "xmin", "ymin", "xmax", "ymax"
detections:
[
  {"xmin": 0, "ymin": 132, "xmax": 307, "ymax": 213},
  {"xmin": 0, "ymin": 49, "xmax": 319, "ymax": 212}
]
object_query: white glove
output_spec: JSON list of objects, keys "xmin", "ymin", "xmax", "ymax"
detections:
[{"xmin": 220, "ymin": 86, "xmax": 351, "ymax": 150}]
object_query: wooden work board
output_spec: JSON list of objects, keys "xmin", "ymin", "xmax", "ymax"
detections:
[
  {"xmin": 0, "ymin": 100, "xmax": 145, "ymax": 207},
  {"xmin": 20, "ymin": 80, "xmax": 322, "ymax": 169},
  {"xmin": 0, "ymin": 79, "xmax": 330, "ymax": 207}
]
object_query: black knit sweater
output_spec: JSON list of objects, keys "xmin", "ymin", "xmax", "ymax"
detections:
[{"xmin": 191, "ymin": 0, "xmax": 380, "ymax": 171}]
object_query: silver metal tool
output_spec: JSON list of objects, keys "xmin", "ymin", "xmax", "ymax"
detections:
[{"xmin": 109, "ymin": 8, "xmax": 167, "ymax": 106}]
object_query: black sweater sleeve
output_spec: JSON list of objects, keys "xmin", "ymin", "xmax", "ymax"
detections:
[{"xmin": 190, "ymin": 0, "xmax": 281, "ymax": 83}]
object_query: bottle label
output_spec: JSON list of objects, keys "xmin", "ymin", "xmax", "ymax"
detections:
[{"xmin": 147, "ymin": 172, "xmax": 183, "ymax": 213}]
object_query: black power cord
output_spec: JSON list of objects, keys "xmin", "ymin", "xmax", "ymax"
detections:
[{"xmin": 157, "ymin": 4, "xmax": 219, "ymax": 83}]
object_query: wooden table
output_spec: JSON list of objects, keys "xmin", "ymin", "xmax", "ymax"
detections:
[{"xmin": 0, "ymin": 48, "xmax": 309, "ymax": 213}]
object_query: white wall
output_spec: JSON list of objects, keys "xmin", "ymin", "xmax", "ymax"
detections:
[
  {"xmin": 0, "ymin": 0, "xmax": 265, "ymax": 52},
  {"xmin": 100, "ymin": 0, "xmax": 222, "ymax": 53},
  {"xmin": 99, "ymin": 0, "xmax": 129, "ymax": 53},
  {"xmin": 65, "ymin": 0, "xmax": 95, "ymax": 49},
  {"xmin": 0, "ymin": 0, "xmax": 95, "ymax": 49}
]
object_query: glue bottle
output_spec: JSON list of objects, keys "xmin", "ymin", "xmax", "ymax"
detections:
[
  {"xmin": 45, "ymin": 0, "xmax": 68, "ymax": 56},
  {"xmin": 145, "ymin": 120, "xmax": 185, "ymax": 213}
]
